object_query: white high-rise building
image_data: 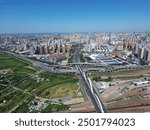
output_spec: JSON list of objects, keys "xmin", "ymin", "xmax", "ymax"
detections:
[
  {"xmin": 135, "ymin": 43, "xmax": 139, "ymax": 54},
  {"xmin": 138, "ymin": 46, "xmax": 145, "ymax": 59}
]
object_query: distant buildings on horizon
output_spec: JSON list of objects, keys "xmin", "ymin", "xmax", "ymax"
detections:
[{"xmin": 0, "ymin": 32, "xmax": 150, "ymax": 64}]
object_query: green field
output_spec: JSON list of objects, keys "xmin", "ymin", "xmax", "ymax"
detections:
[
  {"xmin": 39, "ymin": 80, "xmax": 80, "ymax": 99},
  {"xmin": 0, "ymin": 52, "xmax": 36, "ymax": 73},
  {"xmin": 0, "ymin": 51, "xmax": 82, "ymax": 113}
]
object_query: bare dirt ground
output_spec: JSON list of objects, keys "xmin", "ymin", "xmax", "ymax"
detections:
[{"xmin": 101, "ymin": 74, "xmax": 150, "ymax": 113}]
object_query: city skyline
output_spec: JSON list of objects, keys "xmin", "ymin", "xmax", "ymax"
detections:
[{"xmin": 0, "ymin": 0, "xmax": 150, "ymax": 33}]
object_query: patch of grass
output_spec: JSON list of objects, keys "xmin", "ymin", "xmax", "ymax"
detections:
[
  {"xmin": 38, "ymin": 80, "xmax": 79, "ymax": 99},
  {"xmin": 41, "ymin": 103, "xmax": 69, "ymax": 113},
  {"xmin": 0, "ymin": 91, "xmax": 28, "ymax": 112},
  {"xmin": 35, "ymin": 72, "xmax": 78, "ymax": 95},
  {"xmin": 0, "ymin": 88, "xmax": 14, "ymax": 97},
  {"xmin": 93, "ymin": 76, "xmax": 112, "ymax": 82},
  {"xmin": 0, "ymin": 53, "xmax": 36, "ymax": 74},
  {"xmin": 80, "ymin": 53, "xmax": 85, "ymax": 63},
  {"xmin": 13, "ymin": 101, "xmax": 29, "ymax": 113},
  {"xmin": 16, "ymin": 78, "xmax": 37, "ymax": 90},
  {"xmin": 13, "ymin": 96, "xmax": 35, "ymax": 113}
]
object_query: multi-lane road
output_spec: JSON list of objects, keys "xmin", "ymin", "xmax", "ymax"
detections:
[
  {"xmin": 77, "ymin": 65, "xmax": 107, "ymax": 113},
  {"xmin": 73, "ymin": 45, "xmax": 81, "ymax": 63},
  {"xmin": 73, "ymin": 45, "xmax": 107, "ymax": 113}
]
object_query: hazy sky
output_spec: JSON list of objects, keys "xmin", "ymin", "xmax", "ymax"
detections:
[{"xmin": 0, "ymin": 0, "xmax": 150, "ymax": 33}]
